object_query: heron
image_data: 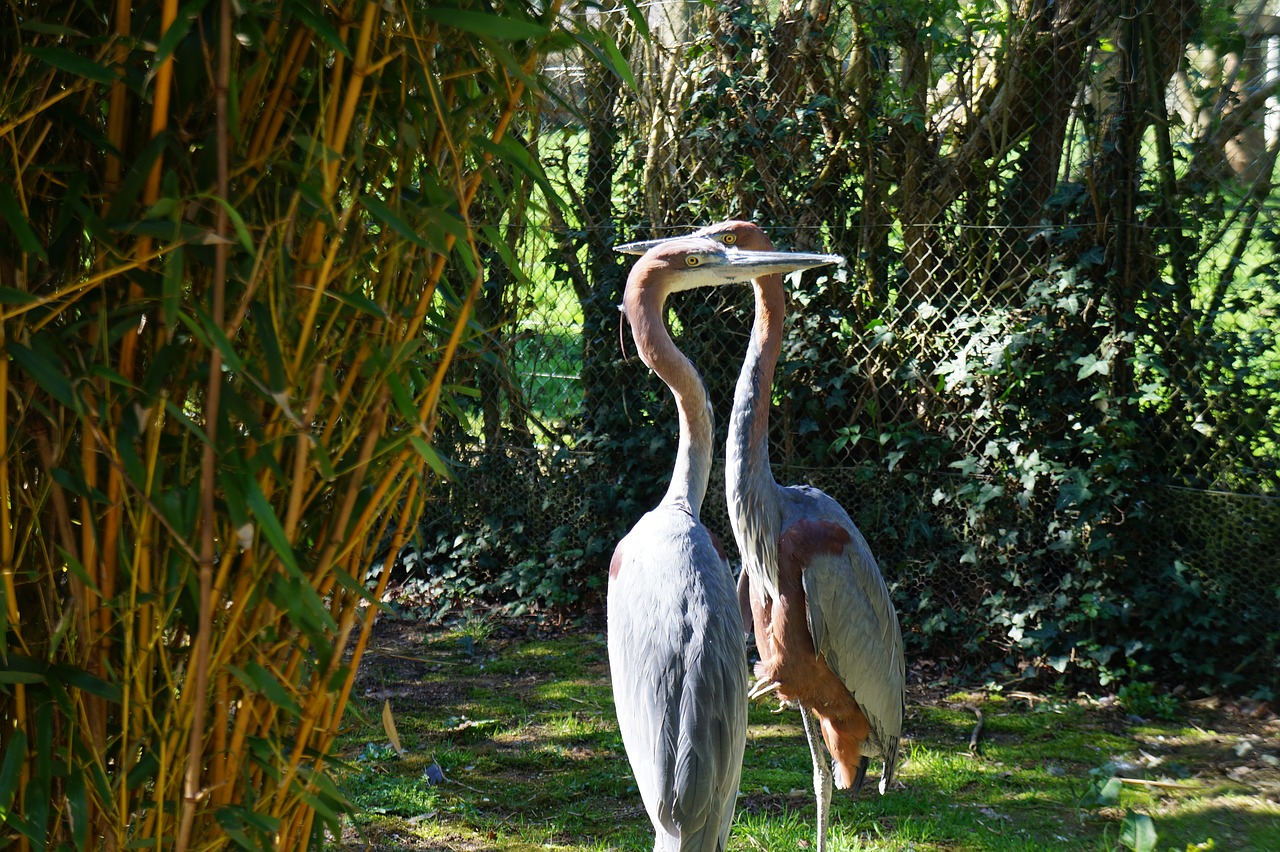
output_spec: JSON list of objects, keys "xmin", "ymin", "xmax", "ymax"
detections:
[
  {"xmin": 618, "ymin": 222, "xmax": 905, "ymax": 852},
  {"xmin": 609, "ymin": 236, "xmax": 842, "ymax": 851}
]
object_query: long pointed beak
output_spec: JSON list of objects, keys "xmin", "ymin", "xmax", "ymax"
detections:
[
  {"xmin": 713, "ymin": 247, "xmax": 843, "ymax": 278},
  {"xmin": 615, "ymin": 237, "xmax": 675, "ymax": 255},
  {"xmin": 666, "ymin": 246, "xmax": 843, "ymax": 292}
]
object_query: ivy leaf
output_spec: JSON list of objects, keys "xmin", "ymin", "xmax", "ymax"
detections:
[{"xmin": 1075, "ymin": 353, "xmax": 1109, "ymax": 379}]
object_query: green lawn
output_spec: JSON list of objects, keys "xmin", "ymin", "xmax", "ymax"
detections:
[{"xmin": 333, "ymin": 618, "xmax": 1280, "ymax": 851}]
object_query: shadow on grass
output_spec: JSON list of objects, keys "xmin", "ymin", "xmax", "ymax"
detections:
[{"xmin": 335, "ymin": 619, "xmax": 1280, "ymax": 851}]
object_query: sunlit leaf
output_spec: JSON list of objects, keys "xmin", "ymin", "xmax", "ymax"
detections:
[{"xmin": 382, "ymin": 700, "xmax": 404, "ymax": 756}]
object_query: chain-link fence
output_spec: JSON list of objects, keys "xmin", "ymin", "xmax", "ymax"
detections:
[{"xmin": 421, "ymin": 0, "xmax": 1279, "ymax": 692}]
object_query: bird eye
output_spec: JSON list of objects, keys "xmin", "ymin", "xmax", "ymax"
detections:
[
  {"xmin": 685, "ymin": 255, "xmax": 701, "ymax": 267},
  {"xmin": 722, "ymin": 234, "xmax": 737, "ymax": 245}
]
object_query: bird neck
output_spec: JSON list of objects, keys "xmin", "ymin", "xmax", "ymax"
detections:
[
  {"xmin": 726, "ymin": 274, "xmax": 784, "ymax": 594},
  {"xmin": 630, "ymin": 290, "xmax": 714, "ymax": 517}
]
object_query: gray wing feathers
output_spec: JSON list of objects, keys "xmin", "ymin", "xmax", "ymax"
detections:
[
  {"xmin": 797, "ymin": 512, "xmax": 905, "ymax": 792},
  {"xmin": 608, "ymin": 513, "xmax": 747, "ymax": 850}
]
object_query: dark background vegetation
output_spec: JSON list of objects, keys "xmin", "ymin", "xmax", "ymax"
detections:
[{"xmin": 419, "ymin": 0, "xmax": 1280, "ymax": 701}]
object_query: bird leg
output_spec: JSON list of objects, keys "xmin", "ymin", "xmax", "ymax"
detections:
[{"xmin": 800, "ymin": 704, "xmax": 833, "ymax": 852}]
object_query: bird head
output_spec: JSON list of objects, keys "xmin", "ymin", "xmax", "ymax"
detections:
[
  {"xmin": 616, "ymin": 220, "xmax": 775, "ymax": 255},
  {"xmin": 620, "ymin": 235, "xmax": 841, "ymax": 365},
  {"xmin": 623, "ymin": 237, "xmax": 841, "ymax": 305}
]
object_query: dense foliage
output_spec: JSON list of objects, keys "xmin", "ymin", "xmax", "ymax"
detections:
[
  {"xmin": 0, "ymin": 1, "xmax": 625, "ymax": 847},
  {"xmin": 422, "ymin": 0, "xmax": 1279, "ymax": 698}
]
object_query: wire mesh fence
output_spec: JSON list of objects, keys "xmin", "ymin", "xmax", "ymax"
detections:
[{"xmin": 420, "ymin": 0, "xmax": 1280, "ymax": 691}]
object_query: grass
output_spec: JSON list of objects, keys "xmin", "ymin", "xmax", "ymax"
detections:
[{"xmin": 332, "ymin": 618, "xmax": 1280, "ymax": 851}]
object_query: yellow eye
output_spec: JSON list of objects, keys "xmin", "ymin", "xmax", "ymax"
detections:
[
  {"xmin": 685, "ymin": 255, "xmax": 701, "ymax": 267},
  {"xmin": 722, "ymin": 234, "xmax": 737, "ymax": 245}
]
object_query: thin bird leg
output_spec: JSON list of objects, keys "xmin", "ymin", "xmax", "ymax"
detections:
[{"xmin": 800, "ymin": 704, "xmax": 833, "ymax": 852}]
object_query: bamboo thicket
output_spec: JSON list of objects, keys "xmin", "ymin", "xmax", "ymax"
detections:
[{"xmin": 0, "ymin": 0, "xmax": 581, "ymax": 847}]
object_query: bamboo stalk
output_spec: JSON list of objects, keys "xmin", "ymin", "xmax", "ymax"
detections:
[
  {"xmin": 247, "ymin": 28, "xmax": 309, "ymax": 164},
  {"xmin": 176, "ymin": 0, "xmax": 231, "ymax": 845},
  {"xmin": 102, "ymin": 0, "xmax": 132, "ymax": 205},
  {"xmin": 272, "ymin": 393, "xmax": 391, "ymax": 822},
  {"xmin": 0, "ymin": 340, "xmax": 30, "ymax": 852},
  {"xmin": 295, "ymin": 1, "xmax": 381, "ymax": 291},
  {"xmin": 108, "ymin": 0, "xmax": 179, "ymax": 634},
  {"xmin": 283, "ymin": 363, "xmax": 326, "ymax": 536},
  {"xmin": 119, "ymin": 396, "xmax": 166, "ymax": 844},
  {"xmin": 406, "ymin": 0, "xmax": 560, "ymax": 336}
]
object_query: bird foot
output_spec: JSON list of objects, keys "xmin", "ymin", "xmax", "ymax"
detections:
[
  {"xmin": 748, "ymin": 679, "xmax": 781, "ymax": 701},
  {"xmin": 771, "ymin": 700, "xmax": 793, "ymax": 714}
]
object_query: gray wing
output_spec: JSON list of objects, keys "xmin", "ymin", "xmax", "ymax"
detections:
[
  {"xmin": 786, "ymin": 491, "xmax": 905, "ymax": 792},
  {"xmin": 608, "ymin": 512, "xmax": 748, "ymax": 848}
]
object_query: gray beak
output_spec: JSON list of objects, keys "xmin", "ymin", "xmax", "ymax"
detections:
[
  {"xmin": 615, "ymin": 237, "xmax": 680, "ymax": 255},
  {"xmin": 714, "ymin": 248, "xmax": 843, "ymax": 277}
]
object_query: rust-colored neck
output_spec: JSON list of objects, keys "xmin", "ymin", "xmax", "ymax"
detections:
[{"xmin": 725, "ymin": 270, "xmax": 785, "ymax": 597}]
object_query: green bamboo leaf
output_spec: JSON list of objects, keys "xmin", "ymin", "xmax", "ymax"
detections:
[
  {"xmin": 200, "ymin": 192, "xmax": 256, "ymax": 254},
  {"xmin": 216, "ymin": 804, "xmax": 281, "ymax": 849},
  {"xmin": 162, "ymin": 245, "xmax": 184, "ymax": 331},
  {"xmin": 105, "ymin": 136, "xmax": 166, "ymax": 223},
  {"xmin": 226, "ymin": 661, "xmax": 302, "ymax": 717},
  {"xmin": 311, "ymin": 441, "xmax": 337, "ymax": 482},
  {"xmin": 0, "ymin": 185, "xmax": 48, "ymax": 261},
  {"xmin": 125, "ymin": 748, "xmax": 159, "ymax": 791},
  {"xmin": 178, "ymin": 306, "xmax": 247, "ymax": 372},
  {"xmin": 162, "ymin": 399, "xmax": 213, "ymax": 448},
  {"xmin": 20, "ymin": 21, "xmax": 84, "ymax": 36},
  {"xmin": 244, "ymin": 477, "xmax": 300, "ymax": 576},
  {"xmin": 214, "ymin": 812, "xmax": 258, "ymax": 851},
  {"xmin": 475, "ymin": 135, "xmax": 556, "ymax": 202},
  {"xmin": 25, "ymin": 45, "xmax": 117, "ymax": 84},
  {"xmin": 328, "ymin": 564, "xmax": 377, "ymax": 602},
  {"xmin": 67, "ymin": 762, "xmax": 88, "ymax": 851},
  {"xmin": 569, "ymin": 26, "xmax": 636, "ymax": 90},
  {"xmin": 386, "ymin": 373, "xmax": 419, "ymax": 423},
  {"xmin": 250, "ymin": 306, "xmax": 286, "ymax": 393},
  {"xmin": 154, "ymin": 0, "xmax": 211, "ymax": 64},
  {"xmin": 328, "ymin": 287, "xmax": 388, "ymax": 319},
  {"xmin": 51, "ymin": 468, "xmax": 107, "ymax": 504},
  {"xmin": 473, "ymin": 36, "xmax": 540, "ymax": 92},
  {"xmin": 25, "ymin": 697, "xmax": 52, "ymax": 848},
  {"xmin": 115, "ymin": 218, "xmax": 208, "ymax": 243},
  {"xmin": 600, "ymin": 32, "xmax": 637, "ymax": 90},
  {"xmin": 620, "ymin": 0, "xmax": 650, "ymax": 38},
  {"xmin": 266, "ymin": 573, "xmax": 337, "ymax": 636},
  {"xmin": 0, "ymin": 669, "xmax": 45, "ymax": 684},
  {"xmin": 53, "ymin": 664, "xmax": 122, "ymax": 702},
  {"xmin": 0, "ymin": 287, "xmax": 36, "ymax": 305},
  {"xmin": 479, "ymin": 225, "xmax": 520, "ymax": 273},
  {"xmin": 294, "ymin": 764, "xmax": 348, "ymax": 823},
  {"xmin": 424, "ymin": 7, "xmax": 547, "ymax": 40},
  {"xmin": 410, "ymin": 436, "xmax": 451, "ymax": 479},
  {"xmin": 287, "ymin": 0, "xmax": 351, "ymax": 58},
  {"xmin": 362, "ymin": 194, "xmax": 430, "ymax": 248},
  {"xmin": 6, "ymin": 341, "xmax": 76, "ymax": 410},
  {"xmin": 0, "ymin": 725, "xmax": 25, "ymax": 818}
]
